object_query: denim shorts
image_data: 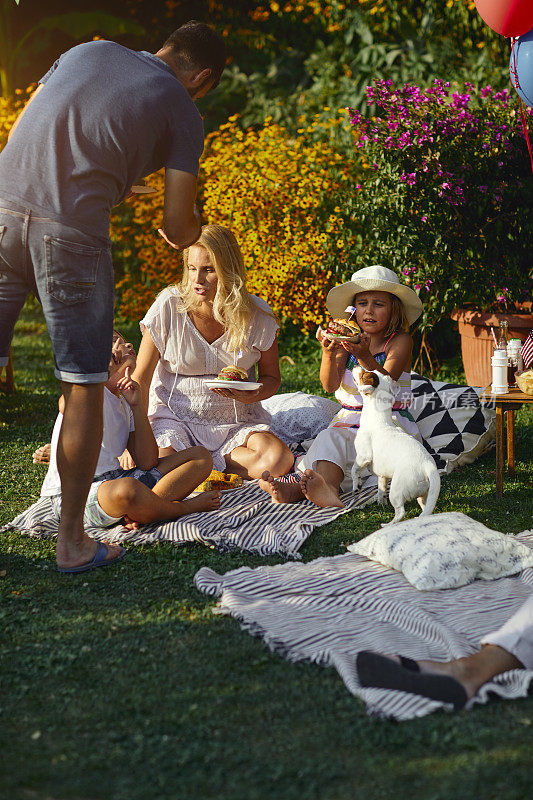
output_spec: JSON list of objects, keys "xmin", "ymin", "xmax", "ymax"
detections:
[
  {"xmin": 0, "ymin": 197, "xmax": 114, "ymax": 383},
  {"xmin": 51, "ymin": 466, "xmax": 163, "ymax": 528}
]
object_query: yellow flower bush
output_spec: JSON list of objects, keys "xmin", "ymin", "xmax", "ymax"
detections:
[
  {"xmin": 0, "ymin": 89, "xmax": 30, "ymax": 150},
  {"xmin": 200, "ymin": 115, "xmax": 357, "ymax": 331},
  {"xmin": 112, "ymin": 113, "xmax": 359, "ymax": 333},
  {"xmin": 111, "ymin": 169, "xmax": 170, "ymax": 321}
]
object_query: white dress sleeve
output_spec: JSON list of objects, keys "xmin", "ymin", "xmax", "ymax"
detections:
[
  {"xmin": 249, "ymin": 296, "xmax": 279, "ymax": 353},
  {"xmin": 140, "ymin": 288, "xmax": 185, "ymax": 372}
]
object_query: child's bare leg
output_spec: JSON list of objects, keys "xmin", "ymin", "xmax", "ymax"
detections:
[
  {"xmin": 259, "ymin": 471, "xmax": 305, "ymax": 504},
  {"xmin": 97, "ymin": 476, "xmax": 220, "ymax": 525},
  {"xmin": 154, "ymin": 446, "xmax": 213, "ymax": 501},
  {"xmin": 300, "ymin": 461, "xmax": 345, "ymax": 508}
]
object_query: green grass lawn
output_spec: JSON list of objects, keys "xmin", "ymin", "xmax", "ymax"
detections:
[{"xmin": 1, "ymin": 306, "xmax": 532, "ymax": 800}]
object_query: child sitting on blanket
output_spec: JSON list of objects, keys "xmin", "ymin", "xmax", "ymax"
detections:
[
  {"xmin": 41, "ymin": 331, "xmax": 221, "ymax": 564},
  {"xmin": 260, "ymin": 265, "xmax": 424, "ymax": 508}
]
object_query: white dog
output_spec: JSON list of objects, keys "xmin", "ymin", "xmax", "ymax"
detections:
[{"xmin": 351, "ymin": 368, "xmax": 440, "ymax": 525}]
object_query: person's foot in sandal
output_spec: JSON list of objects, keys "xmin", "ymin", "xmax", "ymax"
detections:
[
  {"xmin": 57, "ymin": 541, "xmax": 126, "ymax": 574},
  {"xmin": 32, "ymin": 443, "xmax": 51, "ymax": 465},
  {"xmin": 356, "ymin": 646, "xmax": 523, "ymax": 710}
]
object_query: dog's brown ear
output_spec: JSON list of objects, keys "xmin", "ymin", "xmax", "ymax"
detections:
[{"xmin": 361, "ymin": 371, "xmax": 379, "ymax": 387}]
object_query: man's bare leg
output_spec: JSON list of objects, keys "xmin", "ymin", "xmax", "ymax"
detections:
[{"xmin": 55, "ymin": 382, "xmax": 123, "ymax": 569}]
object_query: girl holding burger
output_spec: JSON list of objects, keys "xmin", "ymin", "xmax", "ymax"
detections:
[{"xmin": 260, "ymin": 265, "xmax": 424, "ymax": 507}]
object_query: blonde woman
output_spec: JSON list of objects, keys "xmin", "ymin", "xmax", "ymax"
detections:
[{"xmin": 131, "ymin": 224, "xmax": 294, "ymax": 479}]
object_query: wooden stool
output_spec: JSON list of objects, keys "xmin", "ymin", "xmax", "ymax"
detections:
[
  {"xmin": 0, "ymin": 347, "xmax": 14, "ymax": 393},
  {"xmin": 481, "ymin": 387, "xmax": 533, "ymax": 495}
]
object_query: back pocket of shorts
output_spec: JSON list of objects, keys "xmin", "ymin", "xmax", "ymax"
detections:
[{"xmin": 44, "ymin": 235, "xmax": 101, "ymax": 304}]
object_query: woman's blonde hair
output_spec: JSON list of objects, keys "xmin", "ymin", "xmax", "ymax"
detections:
[{"xmin": 175, "ymin": 224, "xmax": 271, "ymax": 352}]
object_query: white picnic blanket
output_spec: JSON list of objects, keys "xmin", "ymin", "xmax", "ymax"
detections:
[{"xmin": 195, "ymin": 530, "xmax": 533, "ymax": 720}]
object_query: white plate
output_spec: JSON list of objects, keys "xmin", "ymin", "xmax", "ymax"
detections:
[
  {"xmin": 130, "ymin": 185, "xmax": 157, "ymax": 194},
  {"xmin": 205, "ymin": 379, "xmax": 263, "ymax": 391}
]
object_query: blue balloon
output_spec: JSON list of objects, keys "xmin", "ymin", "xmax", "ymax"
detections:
[{"xmin": 510, "ymin": 27, "xmax": 533, "ymax": 108}]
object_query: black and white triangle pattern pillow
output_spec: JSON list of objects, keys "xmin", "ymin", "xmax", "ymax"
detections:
[{"xmin": 410, "ymin": 374, "xmax": 495, "ymax": 473}]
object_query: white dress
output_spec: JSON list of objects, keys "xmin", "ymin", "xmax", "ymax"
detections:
[{"xmin": 140, "ymin": 288, "xmax": 279, "ymax": 470}]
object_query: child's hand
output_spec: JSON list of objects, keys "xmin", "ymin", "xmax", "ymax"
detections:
[
  {"xmin": 342, "ymin": 332, "xmax": 372, "ymax": 359},
  {"xmin": 316, "ymin": 326, "xmax": 343, "ymax": 355},
  {"xmin": 116, "ymin": 367, "xmax": 141, "ymax": 407},
  {"xmin": 119, "ymin": 449, "xmax": 136, "ymax": 470}
]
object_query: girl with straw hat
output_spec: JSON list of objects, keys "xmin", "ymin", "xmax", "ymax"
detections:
[{"xmin": 260, "ymin": 265, "xmax": 424, "ymax": 508}]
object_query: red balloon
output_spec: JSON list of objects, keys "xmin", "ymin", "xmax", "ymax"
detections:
[{"xmin": 474, "ymin": 0, "xmax": 533, "ymax": 37}]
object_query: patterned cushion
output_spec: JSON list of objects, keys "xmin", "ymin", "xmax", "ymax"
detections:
[
  {"xmin": 349, "ymin": 512, "xmax": 533, "ymax": 590},
  {"xmin": 409, "ymin": 374, "xmax": 495, "ymax": 472},
  {"xmin": 262, "ymin": 391, "xmax": 341, "ymax": 445}
]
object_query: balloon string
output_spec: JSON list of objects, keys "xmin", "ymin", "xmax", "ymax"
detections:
[
  {"xmin": 519, "ymin": 98, "xmax": 533, "ymax": 173},
  {"xmin": 510, "ymin": 38, "xmax": 519, "ymax": 87},
  {"xmin": 510, "ymin": 37, "xmax": 533, "ymax": 175}
]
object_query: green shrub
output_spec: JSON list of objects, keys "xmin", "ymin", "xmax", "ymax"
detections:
[{"xmin": 344, "ymin": 79, "xmax": 533, "ymax": 338}]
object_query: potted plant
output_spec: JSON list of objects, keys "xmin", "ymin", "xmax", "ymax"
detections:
[{"xmin": 343, "ymin": 79, "xmax": 533, "ymax": 382}]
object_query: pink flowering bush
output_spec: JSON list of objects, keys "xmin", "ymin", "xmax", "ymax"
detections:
[{"xmin": 346, "ymin": 79, "xmax": 533, "ymax": 332}]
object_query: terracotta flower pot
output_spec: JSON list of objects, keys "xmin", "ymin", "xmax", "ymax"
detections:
[{"xmin": 450, "ymin": 308, "xmax": 533, "ymax": 387}]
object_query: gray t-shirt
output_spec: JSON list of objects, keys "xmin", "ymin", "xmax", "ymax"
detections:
[{"xmin": 0, "ymin": 41, "xmax": 204, "ymax": 243}]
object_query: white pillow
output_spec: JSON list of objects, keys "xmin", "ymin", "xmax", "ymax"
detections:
[
  {"xmin": 348, "ymin": 512, "xmax": 533, "ymax": 590},
  {"xmin": 261, "ymin": 392, "xmax": 341, "ymax": 445}
]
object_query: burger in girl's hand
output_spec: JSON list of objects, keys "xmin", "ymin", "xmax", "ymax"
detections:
[
  {"xmin": 324, "ymin": 318, "xmax": 362, "ymax": 342},
  {"xmin": 216, "ymin": 365, "xmax": 248, "ymax": 382}
]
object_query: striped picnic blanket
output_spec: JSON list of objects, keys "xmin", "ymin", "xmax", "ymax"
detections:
[
  {"xmin": 0, "ymin": 481, "xmax": 378, "ymax": 559},
  {"xmin": 2, "ymin": 377, "xmax": 495, "ymax": 557},
  {"xmin": 195, "ymin": 530, "xmax": 533, "ymax": 720}
]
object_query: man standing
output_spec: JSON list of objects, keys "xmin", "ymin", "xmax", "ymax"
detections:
[{"xmin": 0, "ymin": 21, "xmax": 226, "ymax": 572}]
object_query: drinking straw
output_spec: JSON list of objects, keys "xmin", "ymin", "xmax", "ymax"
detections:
[{"xmin": 490, "ymin": 327, "xmax": 498, "ymax": 347}]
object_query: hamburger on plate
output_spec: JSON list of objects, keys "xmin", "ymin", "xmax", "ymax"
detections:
[{"xmin": 216, "ymin": 365, "xmax": 248, "ymax": 382}]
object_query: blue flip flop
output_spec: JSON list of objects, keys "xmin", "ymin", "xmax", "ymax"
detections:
[{"xmin": 57, "ymin": 541, "xmax": 126, "ymax": 574}]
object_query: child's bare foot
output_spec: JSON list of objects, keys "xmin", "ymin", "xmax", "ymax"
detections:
[
  {"xmin": 259, "ymin": 470, "xmax": 304, "ymax": 504},
  {"xmin": 180, "ymin": 490, "xmax": 221, "ymax": 514},
  {"xmin": 300, "ymin": 469, "xmax": 344, "ymax": 508},
  {"xmin": 33, "ymin": 443, "xmax": 51, "ymax": 465}
]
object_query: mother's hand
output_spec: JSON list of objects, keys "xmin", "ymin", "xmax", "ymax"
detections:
[{"xmin": 209, "ymin": 387, "xmax": 261, "ymax": 403}]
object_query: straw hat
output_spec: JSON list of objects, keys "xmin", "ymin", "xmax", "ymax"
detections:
[{"xmin": 326, "ymin": 265, "xmax": 423, "ymax": 326}]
